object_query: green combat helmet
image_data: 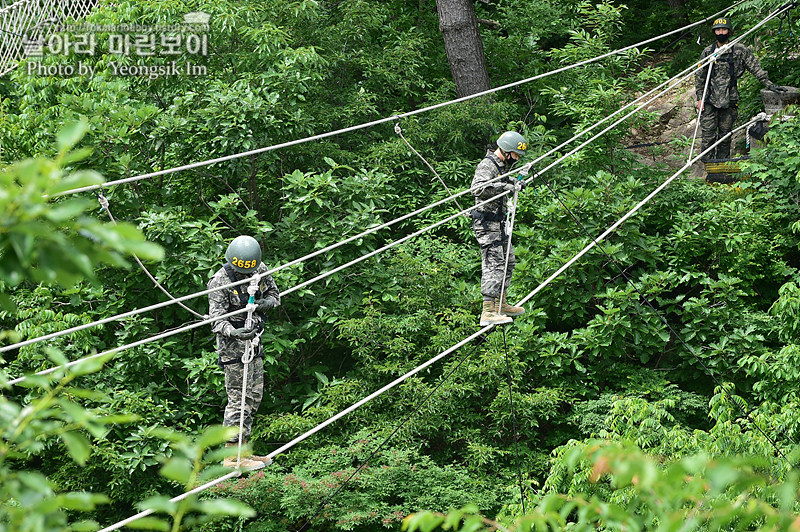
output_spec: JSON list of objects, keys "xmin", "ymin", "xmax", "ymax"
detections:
[
  {"xmin": 225, "ymin": 235, "xmax": 262, "ymax": 274},
  {"xmin": 497, "ymin": 131, "xmax": 528, "ymax": 156},
  {"xmin": 712, "ymin": 17, "xmax": 732, "ymax": 30}
]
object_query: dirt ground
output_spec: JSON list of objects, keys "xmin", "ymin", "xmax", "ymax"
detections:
[{"xmin": 623, "ymin": 78, "xmax": 755, "ymax": 179}]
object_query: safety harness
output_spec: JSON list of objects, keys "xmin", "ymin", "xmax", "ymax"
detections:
[
  {"xmin": 218, "ymin": 263, "xmax": 265, "ymax": 367},
  {"xmin": 471, "ymin": 155, "xmax": 510, "ymax": 249},
  {"xmin": 703, "ymin": 46, "xmax": 738, "ymax": 105}
]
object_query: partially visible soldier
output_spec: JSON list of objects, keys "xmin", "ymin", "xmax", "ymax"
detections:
[
  {"xmin": 695, "ymin": 16, "xmax": 786, "ymax": 161},
  {"xmin": 471, "ymin": 131, "xmax": 527, "ymax": 327},
  {"xmin": 208, "ymin": 235, "xmax": 280, "ymax": 469}
]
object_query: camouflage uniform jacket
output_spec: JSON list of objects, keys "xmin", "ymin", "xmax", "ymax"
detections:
[
  {"xmin": 208, "ymin": 262, "xmax": 280, "ymax": 363},
  {"xmin": 471, "ymin": 150, "xmax": 510, "ymax": 220},
  {"xmin": 695, "ymin": 42, "xmax": 771, "ymax": 109}
]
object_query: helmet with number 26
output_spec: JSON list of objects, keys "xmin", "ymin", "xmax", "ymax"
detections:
[
  {"xmin": 225, "ymin": 235, "xmax": 262, "ymax": 274},
  {"xmin": 497, "ymin": 131, "xmax": 528, "ymax": 156}
]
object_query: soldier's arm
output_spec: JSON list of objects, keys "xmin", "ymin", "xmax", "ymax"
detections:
[
  {"xmin": 471, "ymin": 161, "xmax": 508, "ymax": 200},
  {"xmin": 261, "ymin": 275, "xmax": 281, "ymax": 306},
  {"xmin": 743, "ymin": 46, "xmax": 771, "ymax": 86},
  {"xmin": 208, "ymin": 276, "xmax": 234, "ymax": 335},
  {"xmin": 695, "ymin": 48, "xmax": 710, "ymax": 100}
]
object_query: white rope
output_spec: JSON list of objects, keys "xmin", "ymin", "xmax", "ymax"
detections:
[
  {"xmin": 518, "ymin": 118, "xmax": 760, "ymax": 308},
  {"xmin": 0, "ymin": 52, "xmax": 725, "ymax": 385},
  {"xmin": 3, "ymin": 188, "xmax": 511, "ymax": 387},
  {"xmin": 235, "ymin": 276, "xmax": 261, "ymax": 467},
  {"xmin": 394, "ymin": 122, "xmax": 466, "ymax": 213},
  {"xmin": 97, "ymin": 193, "xmax": 207, "ymax": 320},
  {"xmin": 7, "ymin": 1, "xmax": 788, "ymax": 385},
  {"xmin": 497, "ymin": 178, "xmax": 522, "ymax": 314},
  {"xmin": 688, "ymin": 46, "xmax": 718, "ymax": 162},
  {"xmin": 96, "ymin": 119, "xmax": 759, "ymax": 532},
  {"xmin": 53, "ymin": 1, "xmax": 746, "ymax": 198},
  {"xmin": 0, "ymin": 35, "xmax": 726, "ymax": 361},
  {"xmin": 0, "ymin": 41, "xmax": 720, "ymax": 356}
]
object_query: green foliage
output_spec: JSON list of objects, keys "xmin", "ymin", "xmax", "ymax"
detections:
[
  {"xmin": 405, "ymin": 441, "xmax": 800, "ymax": 531},
  {"xmin": 200, "ymin": 437, "xmax": 499, "ymax": 532},
  {"xmin": 0, "ymin": 121, "xmax": 162, "ymax": 291},
  {"xmin": 1, "ymin": 0, "xmax": 800, "ymax": 529}
]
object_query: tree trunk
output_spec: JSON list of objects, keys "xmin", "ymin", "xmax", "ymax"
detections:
[
  {"xmin": 667, "ymin": 0, "xmax": 686, "ymax": 23},
  {"xmin": 435, "ymin": 0, "xmax": 491, "ymax": 98}
]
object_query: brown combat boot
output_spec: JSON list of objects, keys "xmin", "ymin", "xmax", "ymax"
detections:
[
  {"xmin": 222, "ymin": 443, "xmax": 264, "ymax": 470},
  {"xmin": 238, "ymin": 439, "xmax": 273, "ymax": 466},
  {"xmin": 498, "ymin": 293, "xmax": 524, "ymax": 316},
  {"xmin": 480, "ymin": 300, "xmax": 513, "ymax": 327}
]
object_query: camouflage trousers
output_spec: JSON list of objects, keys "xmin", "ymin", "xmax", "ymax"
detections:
[
  {"xmin": 700, "ymin": 103, "xmax": 738, "ymax": 161},
  {"xmin": 223, "ymin": 357, "xmax": 264, "ymax": 441},
  {"xmin": 473, "ymin": 221, "xmax": 515, "ymax": 300}
]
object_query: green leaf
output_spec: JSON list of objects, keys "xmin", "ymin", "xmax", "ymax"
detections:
[
  {"xmin": 197, "ymin": 425, "xmax": 238, "ymax": 450},
  {"xmin": 196, "ymin": 498, "xmax": 256, "ymax": 517},
  {"xmin": 123, "ymin": 516, "xmax": 170, "ymax": 531},
  {"xmin": 160, "ymin": 457, "xmax": 194, "ymax": 485},
  {"xmin": 57, "ymin": 118, "xmax": 90, "ymax": 152},
  {"xmin": 60, "ymin": 431, "xmax": 91, "ymax": 465}
]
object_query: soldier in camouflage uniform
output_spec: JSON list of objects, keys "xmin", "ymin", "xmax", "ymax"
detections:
[
  {"xmin": 471, "ymin": 131, "xmax": 528, "ymax": 327},
  {"xmin": 695, "ymin": 17, "xmax": 784, "ymax": 161},
  {"xmin": 208, "ymin": 235, "xmax": 280, "ymax": 469}
]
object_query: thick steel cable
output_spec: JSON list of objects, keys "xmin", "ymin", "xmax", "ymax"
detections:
[
  {"xmin": 95, "ymin": 119, "xmax": 761, "ymax": 532},
  {"xmin": 54, "ymin": 1, "xmax": 745, "ymax": 198}
]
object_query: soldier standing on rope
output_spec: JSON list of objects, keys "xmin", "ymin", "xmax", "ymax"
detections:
[
  {"xmin": 208, "ymin": 235, "xmax": 280, "ymax": 469},
  {"xmin": 471, "ymin": 131, "xmax": 527, "ymax": 327},
  {"xmin": 695, "ymin": 17, "xmax": 785, "ymax": 161}
]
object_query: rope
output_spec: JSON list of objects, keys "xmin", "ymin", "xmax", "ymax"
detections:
[
  {"xmin": 516, "ymin": 118, "xmax": 762, "ymax": 311},
  {"xmin": 687, "ymin": 2, "xmax": 795, "ymax": 162},
  {"xmin": 4, "ymin": 187, "xmax": 513, "ymax": 387},
  {"xmin": 394, "ymin": 122, "xmax": 467, "ymax": 213},
  {"xmin": 2, "ymin": 38, "xmax": 744, "ymax": 382},
  {"xmin": 97, "ymin": 118, "xmax": 763, "ymax": 532},
  {"xmin": 496, "ymin": 179, "xmax": 520, "ymax": 314},
  {"xmin": 2, "ymin": 46, "xmax": 712, "ymax": 358},
  {"xmin": 7, "ymin": 19, "xmax": 772, "ymax": 384},
  {"xmin": 501, "ymin": 327, "xmax": 526, "ymax": 515},
  {"xmin": 294, "ymin": 330, "xmax": 495, "ymax": 532},
  {"xmin": 97, "ymin": 193, "xmax": 206, "ymax": 320},
  {"xmin": 235, "ymin": 276, "xmax": 262, "ymax": 468},
  {"xmin": 688, "ymin": 45, "xmax": 716, "ymax": 163},
  {"xmin": 2, "ymin": 27, "xmax": 737, "ymax": 357},
  {"xmin": 536, "ymin": 170, "xmax": 794, "ymax": 459},
  {"xmin": 52, "ymin": 1, "xmax": 747, "ymax": 198}
]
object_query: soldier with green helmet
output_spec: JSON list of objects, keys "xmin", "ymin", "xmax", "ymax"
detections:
[
  {"xmin": 695, "ymin": 16, "xmax": 785, "ymax": 161},
  {"xmin": 470, "ymin": 131, "xmax": 527, "ymax": 327},
  {"xmin": 208, "ymin": 235, "xmax": 280, "ymax": 469}
]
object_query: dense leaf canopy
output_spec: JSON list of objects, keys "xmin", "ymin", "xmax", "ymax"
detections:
[{"xmin": 1, "ymin": 0, "xmax": 800, "ymax": 530}]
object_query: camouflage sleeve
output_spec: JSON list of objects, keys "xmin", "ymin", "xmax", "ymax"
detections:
[
  {"xmin": 742, "ymin": 46, "xmax": 771, "ymax": 86},
  {"xmin": 471, "ymin": 158, "xmax": 508, "ymax": 201},
  {"xmin": 259, "ymin": 273, "xmax": 281, "ymax": 306},
  {"xmin": 208, "ymin": 273, "xmax": 233, "ymax": 336},
  {"xmin": 695, "ymin": 48, "xmax": 711, "ymax": 100}
]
